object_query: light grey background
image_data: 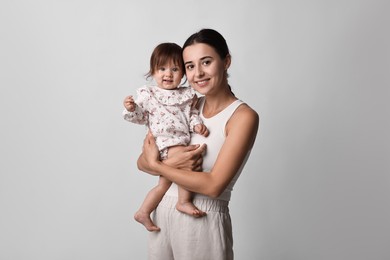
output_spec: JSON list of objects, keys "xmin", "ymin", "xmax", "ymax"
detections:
[{"xmin": 1, "ymin": 0, "xmax": 389, "ymax": 259}]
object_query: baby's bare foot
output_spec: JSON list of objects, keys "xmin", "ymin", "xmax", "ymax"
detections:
[
  {"xmin": 134, "ymin": 211, "xmax": 160, "ymax": 232},
  {"xmin": 176, "ymin": 202, "xmax": 206, "ymax": 217}
]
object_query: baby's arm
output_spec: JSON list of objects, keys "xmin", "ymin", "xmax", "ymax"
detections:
[
  {"xmin": 123, "ymin": 95, "xmax": 148, "ymax": 125},
  {"xmin": 123, "ymin": 95, "xmax": 136, "ymax": 112},
  {"xmin": 189, "ymin": 95, "xmax": 208, "ymax": 136}
]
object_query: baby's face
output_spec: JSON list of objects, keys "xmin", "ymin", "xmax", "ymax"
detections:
[{"xmin": 153, "ymin": 61, "xmax": 184, "ymax": 90}]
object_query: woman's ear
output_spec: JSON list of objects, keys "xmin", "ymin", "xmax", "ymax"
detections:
[{"xmin": 224, "ymin": 54, "xmax": 232, "ymax": 70}]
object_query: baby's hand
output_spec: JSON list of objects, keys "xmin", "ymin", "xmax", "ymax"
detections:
[
  {"xmin": 123, "ymin": 95, "xmax": 136, "ymax": 112},
  {"xmin": 194, "ymin": 124, "xmax": 209, "ymax": 137}
]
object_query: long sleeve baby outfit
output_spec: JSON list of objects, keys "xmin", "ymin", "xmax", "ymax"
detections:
[{"xmin": 123, "ymin": 85, "xmax": 203, "ymax": 158}]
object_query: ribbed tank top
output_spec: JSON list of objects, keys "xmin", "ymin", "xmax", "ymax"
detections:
[{"xmin": 165, "ymin": 97, "xmax": 251, "ymax": 201}]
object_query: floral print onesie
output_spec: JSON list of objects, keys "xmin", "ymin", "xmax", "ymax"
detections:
[{"xmin": 123, "ymin": 85, "xmax": 203, "ymax": 159}]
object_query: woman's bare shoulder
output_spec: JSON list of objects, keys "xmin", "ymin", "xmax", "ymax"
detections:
[
  {"xmin": 234, "ymin": 103, "xmax": 259, "ymax": 124},
  {"xmin": 226, "ymin": 102, "xmax": 259, "ymax": 139}
]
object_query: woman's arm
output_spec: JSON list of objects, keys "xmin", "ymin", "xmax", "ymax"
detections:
[
  {"xmin": 137, "ymin": 143, "xmax": 206, "ymax": 173},
  {"xmin": 138, "ymin": 105, "xmax": 259, "ymax": 198}
]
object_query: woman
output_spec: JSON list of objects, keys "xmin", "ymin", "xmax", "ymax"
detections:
[{"xmin": 138, "ymin": 28, "xmax": 259, "ymax": 260}]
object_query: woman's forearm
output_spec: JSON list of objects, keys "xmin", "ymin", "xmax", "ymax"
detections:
[
  {"xmin": 137, "ymin": 143, "xmax": 205, "ymax": 174},
  {"xmin": 154, "ymin": 162, "xmax": 222, "ymax": 198},
  {"xmin": 137, "ymin": 150, "xmax": 218, "ymax": 196},
  {"xmin": 138, "ymin": 154, "xmax": 219, "ymax": 197}
]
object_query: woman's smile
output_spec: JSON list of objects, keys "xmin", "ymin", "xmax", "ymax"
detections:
[{"xmin": 195, "ymin": 79, "xmax": 210, "ymax": 87}]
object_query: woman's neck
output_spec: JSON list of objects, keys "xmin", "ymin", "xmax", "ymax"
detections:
[{"xmin": 202, "ymin": 90, "xmax": 237, "ymax": 118}]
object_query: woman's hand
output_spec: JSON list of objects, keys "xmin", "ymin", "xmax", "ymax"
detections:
[
  {"xmin": 165, "ymin": 144, "xmax": 206, "ymax": 171},
  {"xmin": 137, "ymin": 132, "xmax": 161, "ymax": 175},
  {"xmin": 137, "ymin": 132, "xmax": 207, "ymax": 175}
]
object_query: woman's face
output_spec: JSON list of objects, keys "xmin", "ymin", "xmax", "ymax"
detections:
[{"xmin": 183, "ymin": 43, "xmax": 229, "ymax": 96}]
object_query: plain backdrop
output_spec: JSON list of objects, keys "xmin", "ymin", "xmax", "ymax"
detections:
[{"xmin": 1, "ymin": 0, "xmax": 389, "ymax": 259}]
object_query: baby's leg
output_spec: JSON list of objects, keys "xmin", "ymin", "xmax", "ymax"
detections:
[
  {"xmin": 134, "ymin": 176, "xmax": 172, "ymax": 231},
  {"xmin": 176, "ymin": 186, "xmax": 206, "ymax": 217}
]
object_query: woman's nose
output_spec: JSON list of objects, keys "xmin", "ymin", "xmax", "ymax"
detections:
[{"xmin": 195, "ymin": 66, "xmax": 204, "ymax": 77}]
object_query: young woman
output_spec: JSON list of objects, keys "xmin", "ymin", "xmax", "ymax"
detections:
[{"xmin": 138, "ymin": 29, "xmax": 259, "ymax": 260}]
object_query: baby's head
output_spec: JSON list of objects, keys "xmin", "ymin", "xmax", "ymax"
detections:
[{"xmin": 146, "ymin": 42, "xmax": 185, "ymax": 90}]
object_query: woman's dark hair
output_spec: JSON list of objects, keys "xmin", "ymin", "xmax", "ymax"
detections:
[
  {"xmin": 146, "ymin": 42, "xmax": 185, "ymax": 79},
  {"xmin": 182, "ymin": 28, "xmax": 230, "ymax": 60},
  {"xmin": 182, "ymin": 28, "xmax": 234, "ymax": 95}
]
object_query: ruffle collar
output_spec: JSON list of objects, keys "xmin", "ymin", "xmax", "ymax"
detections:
[{"xmin": 148, "ymin": 85, "xmax": 195, "ymax": 106}]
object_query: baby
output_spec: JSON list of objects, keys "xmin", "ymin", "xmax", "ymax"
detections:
[{"xmin": 123, "ymin": 42, "xmax": 209, "ymax": 231}]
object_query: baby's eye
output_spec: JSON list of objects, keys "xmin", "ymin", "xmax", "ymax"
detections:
[
  {"xmin": 172, "ymin": 67, "xmax": 179, "ymax": 72},
  {"xmin": 159, "ymin": 67, "xmax": 166, "ymax": 71}
]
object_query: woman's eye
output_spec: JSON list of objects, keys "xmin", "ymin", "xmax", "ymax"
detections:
[
  {"xmin": 202, "ymin": 60, "xmax": 211, "ymax": 65},
  {"xmin": 186, "ymin": 65, "xmax": 194, "ymax": 70}
]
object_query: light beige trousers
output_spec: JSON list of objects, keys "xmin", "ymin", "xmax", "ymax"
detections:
[{"xmin": 148, "ymin": 196, "xmax": 233, "ymax": 260}]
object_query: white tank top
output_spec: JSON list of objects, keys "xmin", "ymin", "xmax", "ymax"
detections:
[{"xmin": 165, "ymin": 97, "xmax": 251, "ymax": 201}]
